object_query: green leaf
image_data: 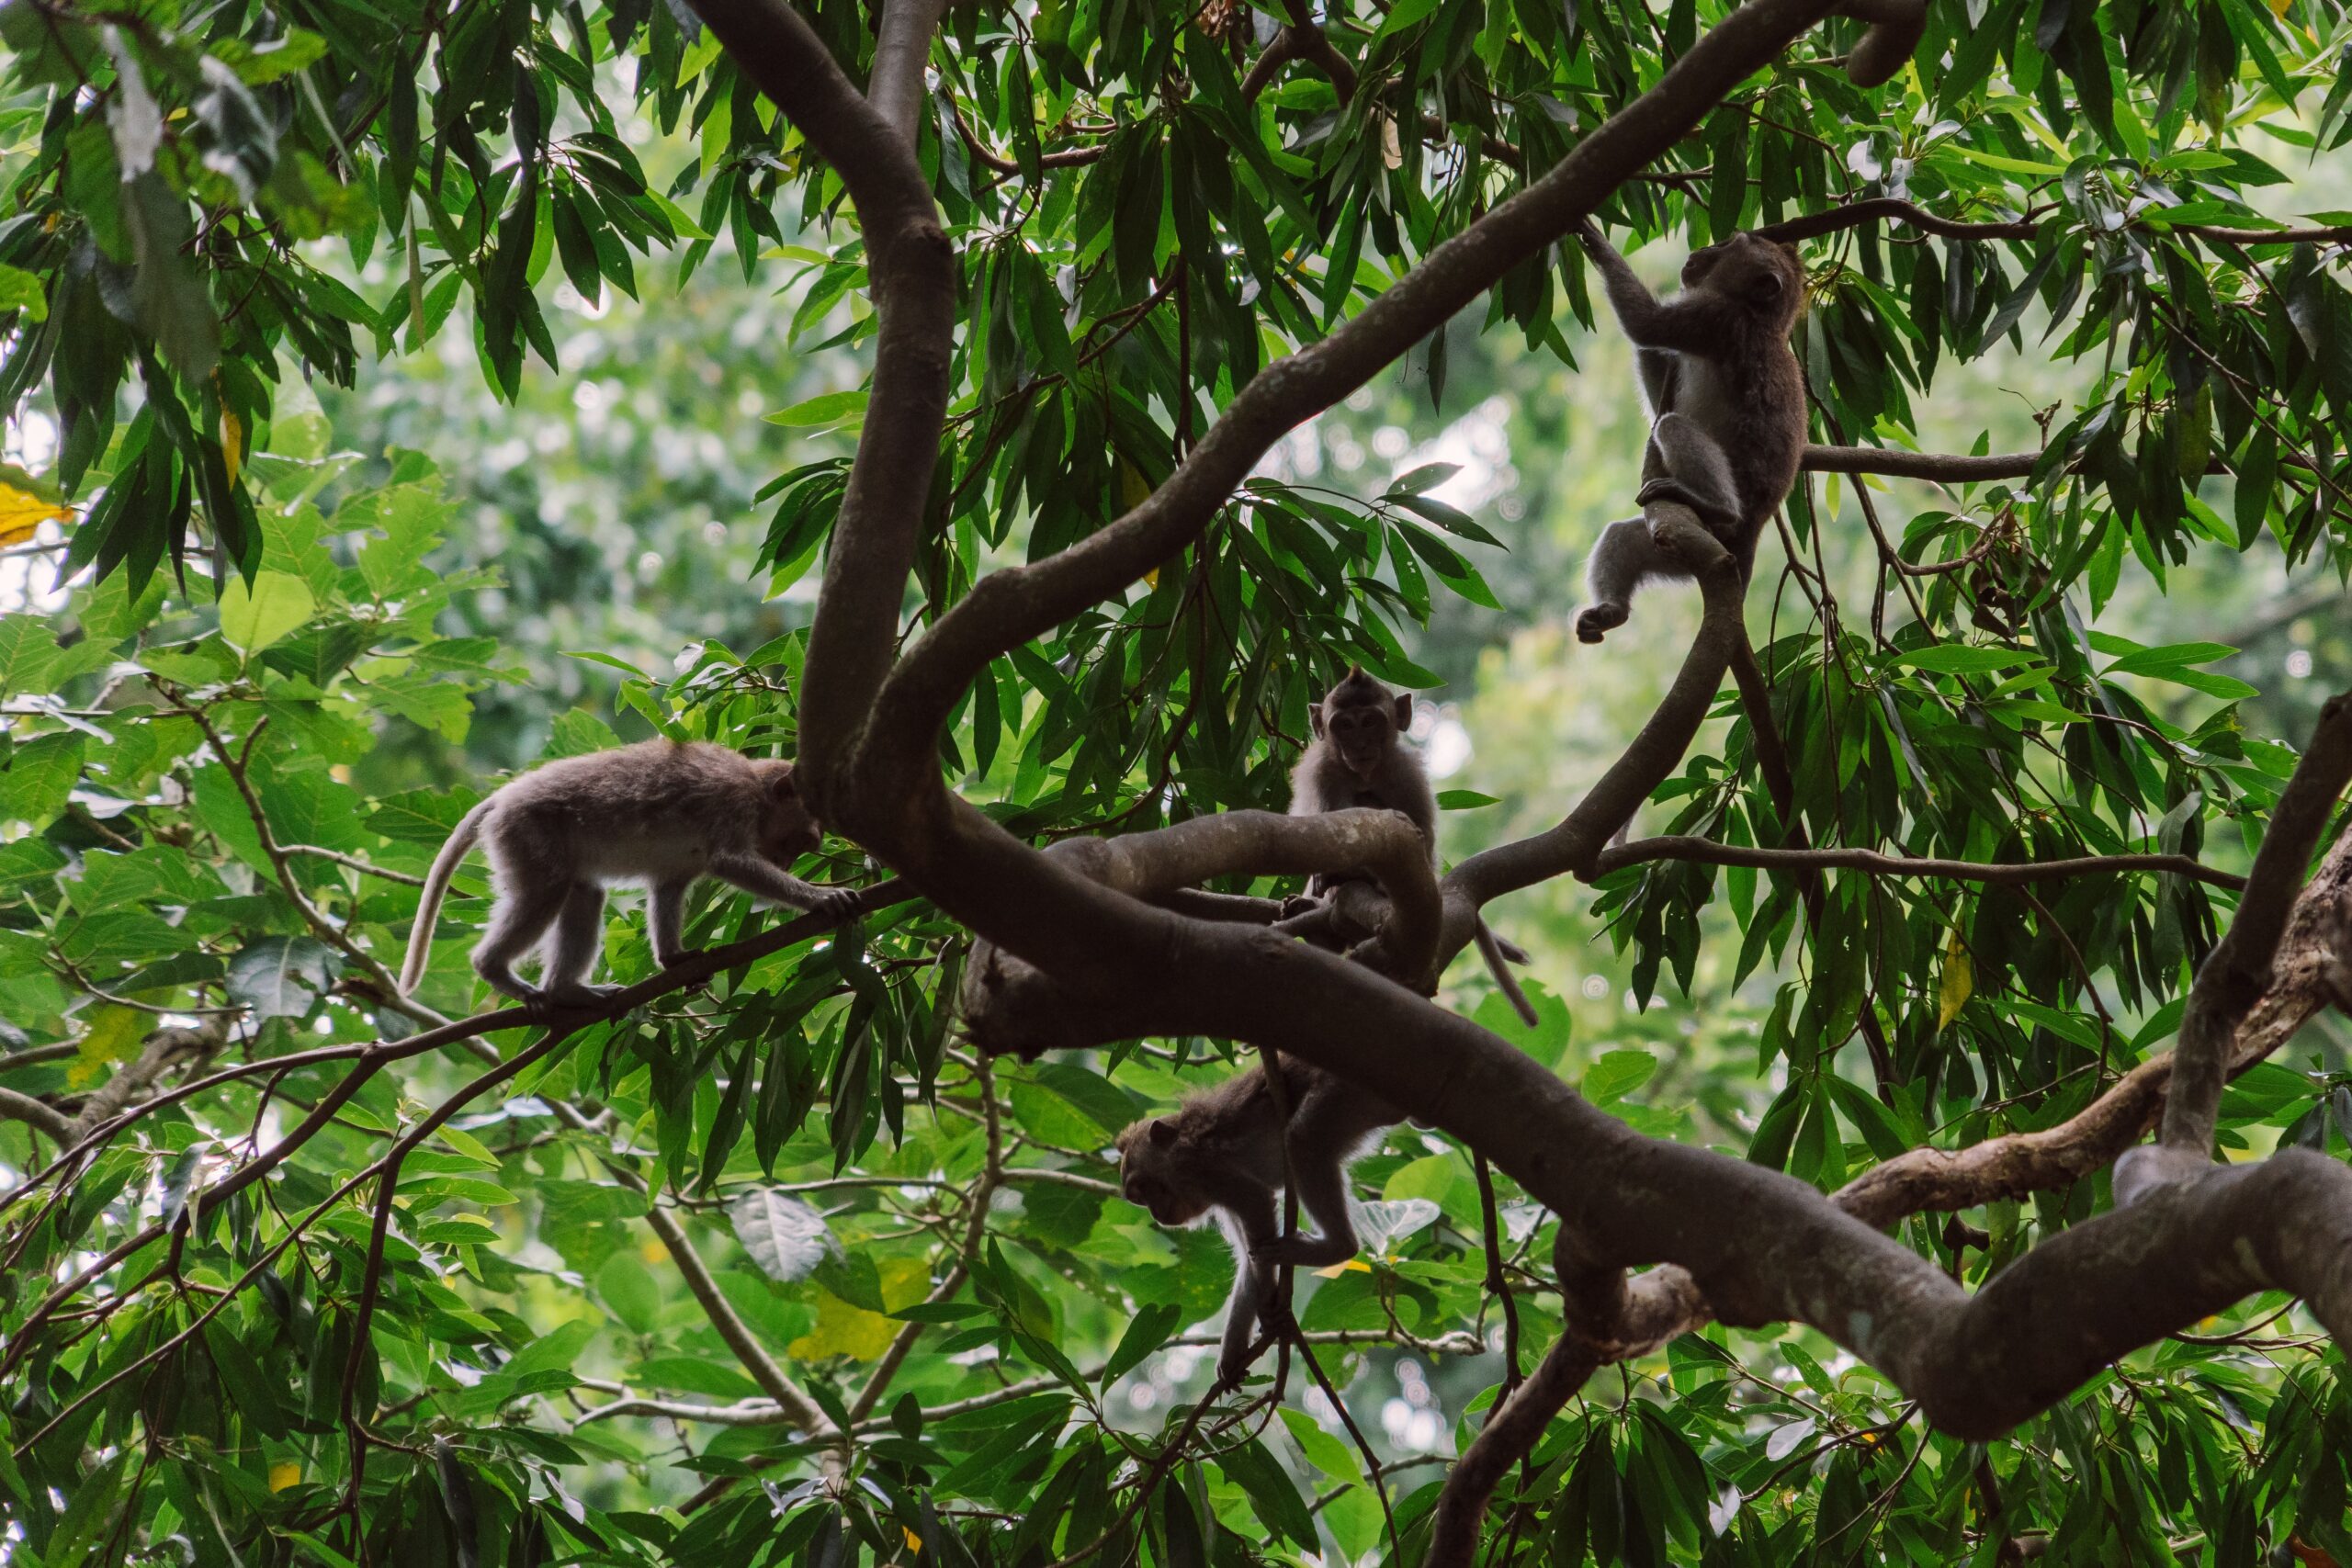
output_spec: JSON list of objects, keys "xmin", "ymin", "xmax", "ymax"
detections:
[
  {"xmin": 0, "ymin": 263, "xmax": 48, "ymax": 322},
  {"xmin": 216, "ymin": 570, "xmax": 318, "ymax": 656},
  {"xmin": 1582, "ymin": 1048, "xmax": 1657, "ymax": 1105},
  {"xmin": 729, "ymin": 1188, "xmax": 841, "ymax": 1283},
  {"xmin": 1097, "ymin": 1302, "xmax": 1181, "ymax": 1388},
  {"xmin": 765, "ymin": 389, "xmax": 870, "ymax": 427},
  {"xmin": 1894, "ymin": 645, "xmax": 2043, "ymax": 675},
  {"xmin": 224, "ymin": 936, "xmax": 338, "ymax": 1018}
]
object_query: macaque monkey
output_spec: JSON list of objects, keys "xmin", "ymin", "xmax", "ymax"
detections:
[
  {"xmin": 1289, "ymin": 667, "xmax": 1540, "ymax": 1027},
  {"xmin": 399, "ymin": 740, "xmax": 862, "ymax": 1010},
  {"xmin": 1115, "ymin": 1056, "xmax": 1396, "ymax": 1382},
  {"xmin": 1574, "ymin": 222, "xmax": 1808, "ymax": 645}
]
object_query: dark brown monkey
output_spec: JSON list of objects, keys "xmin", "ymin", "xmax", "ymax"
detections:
[
  {"xmin": 1114, "ymin": 1056, "xmax": 1396, "ymax": 1382},
  {"xmin": 1289, "ymin": 667, "xmax": 1539, "ymax": 1026},
  {"xmin": 399, "ymin": 739, "xmax": 861, "ymax": 1010},
  {"xmin": 1574, "ymin": 222, "xmax": 1808, "ymax": 644}
]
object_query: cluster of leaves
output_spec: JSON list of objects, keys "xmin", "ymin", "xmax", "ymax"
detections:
[{"xmin": 4, "ymin": 0, "xmax": 2352, "ymax": 1563}]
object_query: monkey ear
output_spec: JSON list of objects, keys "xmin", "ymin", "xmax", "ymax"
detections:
[
  {"xmin": 1308, "ymin": 702, "xmax": 1326, "ymax": 738},
  {"xmin": 1746, "ymin": 267, "xmax": 1786, "ymax": 308},
  {"xmin": 1393, "ymin": 694, "xmax": 1413, "ymax": 730},
  {"xmin": 765, "ymin": 766, "xmax": 800, "ymax": 802},
  {"xmin": 1148, "ymin": 1117, "xmax": 1178, "ymax": 1146},
  {"xmin": 1345, "ymin": 663, "xmax": 1364, "ymax": 682}
]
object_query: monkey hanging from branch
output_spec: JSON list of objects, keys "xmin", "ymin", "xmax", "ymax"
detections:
[
  {"xmin": 401, "ymin": 739, "xmax": 862, "ymax": 1012},
  {"xmin": 1114, "ymin": 1055, "xmax": 1396, "ymax": 1384},
  {"xmin": 1573, "ymin": 220, "xmax": 1809, "ymax": 645}
]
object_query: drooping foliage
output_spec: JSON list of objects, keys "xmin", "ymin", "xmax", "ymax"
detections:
[{"xmin": 2, "ymin": 0, "xmax": 2352, "ymax": 1564}]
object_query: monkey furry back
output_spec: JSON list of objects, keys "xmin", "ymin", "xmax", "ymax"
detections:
[{"xmin": 398, "ymin": 739, "xmax": 842, "ymax": 1004}]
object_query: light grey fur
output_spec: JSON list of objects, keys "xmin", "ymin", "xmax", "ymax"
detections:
[{"xmin": 399, "ymin": 739, "xmax": 860, "ymax": 1010}]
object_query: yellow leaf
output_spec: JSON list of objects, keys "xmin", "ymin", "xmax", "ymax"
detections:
[
  {"xmin": 1937, "ymin": 931, "xmax": 1973, "ymax": 1033},
  {"xmin": 69, "ymin": 1006, "xmax": 146, "ymax": 1089},
  {"xmin": 1116, "ymin": 457, "xmax": 1150, "ymax": 513},
  {"xmin": 786, "ymin": 1258, "xmax": 932, "ymax": 1363},
  {"xmin": 220, "ymin": 405, "xmax": 243, "ymax": 487},
  {"xmin": 0, "ymin": 478, "xmax": 72, "ymax": 550},
  {"xmin": 1314, "ymin": 1258, "xmax": 1374, "ymax": 1280},
  {"xmin": 902, "ymin": 1528, "xmax": 923, "ymax": 1555},
  {"xmin": 268, "ymin": 1461, "xmax": 301, "ymax": 1493},
  {"xmin": 639, "ymin": 1238, "xmax": 669, "ymax": 1265},
  {"xmin": 788, "ymin": 1289, "xmax": 898, "ymax": 1361}
]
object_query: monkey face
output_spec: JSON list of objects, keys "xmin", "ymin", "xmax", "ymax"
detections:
[
  {"xmin": 759, "ymin": 765, "xmax": 825, "ymax": 863},
  {"xmin": 1115, "ymin": 1121, "xmax": 1213, "ymax": 1225},
  {"xmin": 1322, "ymin": 694, "xmax": 1411, "ymax": 780}
]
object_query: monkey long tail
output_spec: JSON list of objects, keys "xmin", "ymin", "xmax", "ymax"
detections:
[
  {"xmin": 399, "ymin": 800, "xmax": 491, "ymax": 995},
  {"xmin": 1475, "ymin": 918, "xmax": 1540, "ymax": 1028}
]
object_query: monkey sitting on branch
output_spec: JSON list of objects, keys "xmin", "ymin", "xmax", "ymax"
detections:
[
  {"xmin": 1572, "ymin": 221, "xmax": 1808, "ymax": 645},
  {"xmin": 1289, "ymin": 666, "xmax": 1539, "ymax": 1027},
  {"xmin": 400, "ymin": 739, "xmax": 862, "ymax": 1012},
  {"xmin": 1115, "ymin": 1055, "xmax": 1396, "ymax": 1383}
]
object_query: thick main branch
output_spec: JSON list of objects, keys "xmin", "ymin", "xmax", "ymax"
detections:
[{"xmin": 683, "ymin": 0, "xmax": 954, "ymax": 788}]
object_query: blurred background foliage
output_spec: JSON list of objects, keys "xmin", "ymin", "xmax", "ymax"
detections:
[{"xmin": 1, "ymin": 0, "xmax": 2352, "ymax": 1564}]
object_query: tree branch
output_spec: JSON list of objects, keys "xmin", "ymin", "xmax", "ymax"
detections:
[
  {"xmin": 1596, "ymin": 836, "xmax": 2250, "ymax": 892},
  {"xmin": 644, "ymin": 1204, "xmax": 837, "ymax": 1437},
  {"xmin": 1758, "ymin": 194, "xmax": 2352, "ymax": 246},
  {"xmin": 1453, "ymin": 513, "xmax": 1741, "ymax": 905},
  {"xmin": 2160, "ymin": 692, "xmax": 2352, "ymax": 1156},
  {"xmin": 868, "ymin": 0, "xmax": 947, "ymax": 143},
  {"xmin": 1241, "ymin": 0, "xmax": 1356, "ymax": 103},
  {"xmin": 681, "ymin": 0, "xmax": 954, "ymax": 785},
  {"xmin": 0, "ymin": 1086, "xmax": 72, "ymax": 1143}
]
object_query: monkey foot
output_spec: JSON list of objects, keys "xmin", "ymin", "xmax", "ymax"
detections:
[
  {"xmin": 655, "ymin": 947, "xmax": 702, "ymax": 970},
  {"xmin": 1575, "ymin": 603, "xmax": 1629, "ymax": 643},
  {"xmin": 534, "ymin": 982, "xmax": 626, "ymax": 1014},
  {"xmin": 814, "ymin": 889, "xmax": 864, "ymax": 922}
]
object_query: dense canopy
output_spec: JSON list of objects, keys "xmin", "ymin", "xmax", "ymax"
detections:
[{"xmin": 3, "ymin": 0, "xmax": 2352, "ymax": 1565}]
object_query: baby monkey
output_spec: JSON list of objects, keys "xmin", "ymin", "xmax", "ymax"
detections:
[
  {"xmin": 1575, "ymin": 221, "xmax": 1808, "ymax": 644},
  {"xmin": 399, "ymin": 739, "xmax": 862, "ymax": 1010},
  {"xmin": 1290, "ymin": 667, "xmax": 1539, "ymax": 1026},
  {"xmin": 1115, "ymin": 1056, "xmax": 1396, "ymax": 1382}
]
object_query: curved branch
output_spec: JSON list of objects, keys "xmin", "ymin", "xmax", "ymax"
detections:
[
  {"xmin": 868, "ymin": 0, "xmax": 946, "ymax": 143},
  {"xmin": 1758, "ymin": 195, "xmax": 2352, "ymax": 247},
  {"xmin": 2162, "ymin": 692, "xmax": 2352, "ymax": 1156},
  {"xmin": 867, "ymin": 0, "xmax": 1857, "ymax": 780},
  {"xmin": 1597, "ymin": 836, "xmax": 2250, "ymax": 892},
  {"xmin": 1051, "ymin": 808, "xmax": 1442, "ymax": 980},
  {"xmin": 1760, "ymin": 197, "xmax": 2041, "ymax": 243},
  {"xmin": 1801, "ymin": 443, "xmax": 2039, "ymax": 481},
  {"xmin": 1241, "ymin": 0, "xmax": 1357, "ymax": 103},
  {"xmin": 645, "ymin": 1204, "xmax": 836, "ymax": 1436},
  {"xmin": 0, "ymin": 1086, "xmax": 72, "ymax": 1143},
  {"xmin": 681, "ymin": 0, "xmax": 954, "ymax": 784},
  {"xmin": 1453, "ymin": 513, "xmax": 1740, "ymax": 906}
]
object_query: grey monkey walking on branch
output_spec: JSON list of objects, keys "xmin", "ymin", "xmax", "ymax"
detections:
[
  {"xmin": 400, "ymin": 739, "xmax": 862, "ymax": 1011},
  {"xmin": 1288, "ymin": 666, "xmax": 1541, "ymax": 1026},
  {"xmin": 1574, "ymin": 221, "xmax": 1809, "ymax": 645}
]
